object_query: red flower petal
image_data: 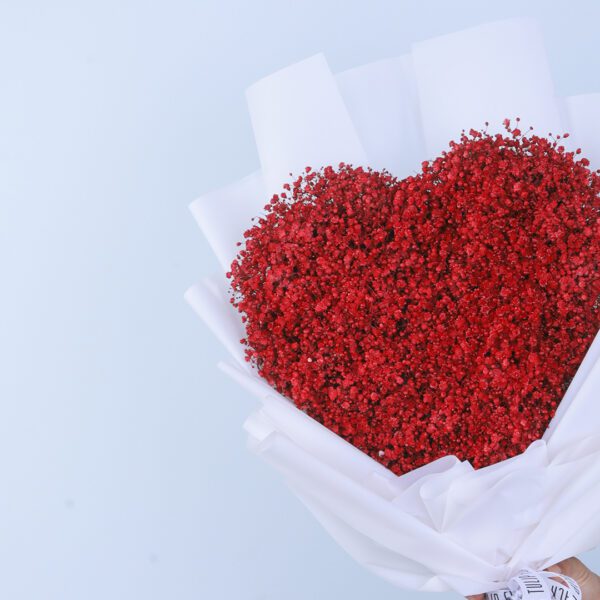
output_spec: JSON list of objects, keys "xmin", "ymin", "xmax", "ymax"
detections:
[{"xmin": 229, "ymin": 124, "xmax": 600, "ymax": 475}]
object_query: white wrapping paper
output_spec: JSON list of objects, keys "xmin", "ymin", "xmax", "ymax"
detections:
[
  {"xmin": 247, "ymin": 54, "xmax": 367, "ymax": 197},
  {"xmin": 189, "ymin": 171, "xmax": 266, "ymax": 271},
  {"xmin": 187, "ymin": 18, "xmax": 600, "ymax": 596},
  {"xmin": 336, "ymin": 55, "xmax": 427, "ymax": 177},
  {"xmin": 564, "ymin": 94, "xmax": 600, "ymax": 169},
  {"xmin": 411, "ymin": 18, "xmax": 563, "ymax": 157}
]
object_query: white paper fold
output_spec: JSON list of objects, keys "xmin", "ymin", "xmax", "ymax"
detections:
[
  {"xmin": 564, "ymin": 93, "xmax": 600, "ymax": 169},
  {"xmin": 187, "ymin": 18, "xmax": 600, "ymax": 596},
  {"xmin": 189, "ymin": 171, "xmax": 266, "ymax": 271},
  {"xmin": 335, "ymin": 55, "xmax": 427, "ymax": 177},
  {"xmin": 411, "ymin": 18, "xmax": 563, "ymax": 157},
  {"xmin": 184, "ymin": 275, "xmax": 248, "ymax": 369},
  {"xmin": 247, "ymin": 54, "xmax": 367, "ymax": 197}
]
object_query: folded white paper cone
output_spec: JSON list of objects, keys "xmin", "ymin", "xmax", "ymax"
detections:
[
  {"xmin": 184, "ymin": 276, "xmax": 248, "ymax": 369},
  {"xmin": 247, "ymin": 54, "xmax": 368, "ymax": 197},
  {"xmin": 412, "ymin": 18, "xmax": 563, "ymax": 157},
  {"xmin": 189, "ymin": 171, "xmax": 266, "ymax": 270},
  {"xmin": 335, "ymin": 55, "xmax": 427, "ymax": 177},
  {"xmin": 564, "ymin": 93, "xmax": 600, "ymax": 169}
]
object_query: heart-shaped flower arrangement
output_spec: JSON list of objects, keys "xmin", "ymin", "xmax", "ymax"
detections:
[{"xmin": 228, "ymin": 122, "xmax": 600, "ymax": 476}]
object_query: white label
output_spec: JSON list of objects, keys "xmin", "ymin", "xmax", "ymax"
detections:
[{"xmin": 485, "ymin": 569, "xmax": 582, "ymax": 600}]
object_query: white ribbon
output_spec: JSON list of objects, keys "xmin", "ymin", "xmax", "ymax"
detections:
[{"xmin": 485, "ymin": 569, "xmax": 582, "ymax": 600}]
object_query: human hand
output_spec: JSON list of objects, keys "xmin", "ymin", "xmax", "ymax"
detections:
[
  {"xmin": 545, "ymin": 558, "xmax": 600, "ymax": 600},
  {"xmin": 466, "ymin": 557, "xmax": 600, "ymax": 600}
]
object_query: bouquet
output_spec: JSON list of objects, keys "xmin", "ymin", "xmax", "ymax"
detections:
[{"xmin": 186, "ymin": 18, "xmax": 600, "ymax": 598}]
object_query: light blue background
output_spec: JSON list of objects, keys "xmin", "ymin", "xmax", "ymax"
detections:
[{"xmin": 1, "ymin": 1, "xmax": 599, "ymax": 599}]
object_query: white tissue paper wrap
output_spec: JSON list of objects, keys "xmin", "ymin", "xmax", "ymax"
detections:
[{"xmin": 186, "ymin": 18, "xmax": 600, "ymax": 597}]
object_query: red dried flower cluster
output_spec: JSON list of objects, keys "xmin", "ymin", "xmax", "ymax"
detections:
[{"xmin": 228, "ymin": 122, "xmax": 600, "ymax": 475}]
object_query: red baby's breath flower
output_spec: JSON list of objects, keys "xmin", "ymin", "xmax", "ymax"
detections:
[{"xmin": 228, "ymin": 123, "xmax": 600, "ymax": 476}]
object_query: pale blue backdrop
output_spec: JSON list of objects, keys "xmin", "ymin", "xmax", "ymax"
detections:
[{"xmin": 1, "ymin": 1, "xmax": 599, "ymax": 599}]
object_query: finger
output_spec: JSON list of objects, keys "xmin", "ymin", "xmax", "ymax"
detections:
[
  {"xmin": 544, "ymin": 563, "xmax": 567, "ymax": 587},
  {"xmin": 545, "ymin": 557, "xmax": 588, "ymax": 581},
  {"xmin": 549, "ymin": 557, "xmax": 596, "ymax": 587},
  {"xmin": 544, "ymin": 562, "xmax": 563, "ymax": 574}
]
